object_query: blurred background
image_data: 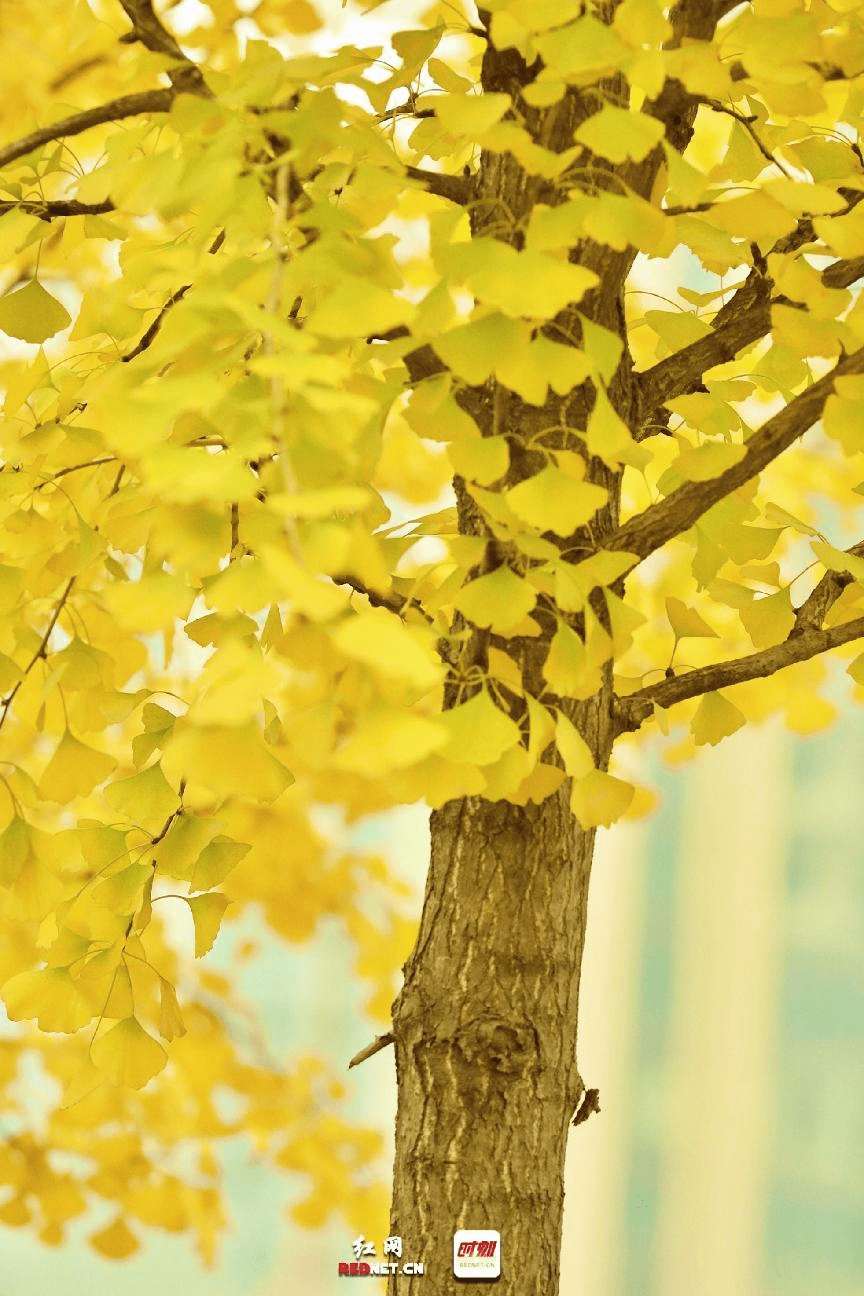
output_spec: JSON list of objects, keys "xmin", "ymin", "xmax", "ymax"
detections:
[{"xmin": 3, "ymin": 692, "xmax": 864, "ymax": 1295}]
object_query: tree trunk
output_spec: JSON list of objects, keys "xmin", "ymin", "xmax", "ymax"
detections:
[
  {"xmin": 384, "ymin": 23, "xmax": 632, "ymax": 1291},
  {"xmin": 387, "ymin": 766, "xmax": 605, "ymax": 1292}
]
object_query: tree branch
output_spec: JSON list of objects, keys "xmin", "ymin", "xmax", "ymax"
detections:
[
  {"xmin": 404, "ymin": 165, "xmax": 473, "ymax": 206},
  {"xmin": 571, "ymin": 1086, "xmax": 601, "ymax": 1128},
  {"xmin": 0, "ymin": 90, "xmax": 175, "ymax": 171},
  {"xmin": 334, "ymin": 573, "xmax": 415, "ymax": 619},
  {"xmin": 638, "ymin": 275, "xmax": 772, "ymax": 415},
  {"xmin": 121, "ymin": 228, "xmax": 225, "ymax": 361},
  {"xmin": 614, "ymin": 346, "xmax": 864, "ymax": 564},
  {"xmin": 822, "ymin": 255, "xmax": 864, "ymax": 289},
  {"xmin": 49, "ymin": 55, "xmax": 108, "ymax": 93},
  {"xmin": 333, "ymin": 573, "xmax": 458, "ymax": 668},
  {"xmin": 667, "ymin": 0, "xmax": 742, "ymax": 44},
  {"xmin": 366, "ymin": 326, "xmax": 449, "ymax": 385},
  {"xmin": 790, "ymin": 539, "xmax": 864, "ymax": 636},
  {"xmin": 0, "ymin": 198, "xmax": 115, "ymax": 221},
  {"xmin": 614, "ymin": 614, "xmax": 864, "ymax": 735},
  {"xmin": 696, "ymin": 98, "xmax": 793, "ymax": 177},
  {"xmin": 348, "ymin": 1032, "xmax": 394, "ymax": 1069},
  {"xmin": 638, "ymin": 247, "xmax": 864, "ymax": 415},
  {"xmin": 0, "ymin": 577, "xmax": 75, "ymax": 732},
  {"xmin": 117, "ymin": 0, "xmax": 209, "ymax": 95}
]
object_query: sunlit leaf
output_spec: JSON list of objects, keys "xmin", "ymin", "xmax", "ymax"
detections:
[
  {"xmin": 691, "ymin": 691, "xmax": 747, "ymax": 746},
  {"xmin": 187, "ymin": 892, "xmax": 231, "ymax": 958},
  {"xmin": 91, "ymin": 1017, "xmax": 167, "ymax": 1088},
  {"xmin": 570, "ymin": 769, "xmax": 635, "ymax": 828},
  {"xmin": 0, "ymin": 279, "xmax": 71, "ymax": 343}
]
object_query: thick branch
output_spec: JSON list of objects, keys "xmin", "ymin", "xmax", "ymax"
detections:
[
  {"xmin": 0, "ymin": 90, "xmax": 175, "ymax": 171},
  {"xmin": 118, "ymin": 0, "xmax": 209, "ymax": 94},
  {"xmin": 822, "ymin": 255, "xmax": 864, "ymax": 289},
  {"xmin": 790, "ymin": 539, "xmax": 864, "ymax": 635},
  {"xmin": 639, "ymin": 251, "xmax": 864, "ymax": 413},
  {"xmin": 638, "ymin": 276, "xmax": 771, "ymax": 413},
  {"xmin": 404, "ymin": 165, "xmax": 472, "ymax": 206},
  {"xmin": 630, "ymin": 0, "xmax": 743, "ymax": 168},
  {"xmin": 667, "ymin": 0, "xmax": 742, "ymax": 43},
  {"xmin": 614, "ymin": 614, "xmax": 864, "ymax": 735},
  {"xmin": 614, "ymin": 347, "xmax": 864, "ymax": 563}
]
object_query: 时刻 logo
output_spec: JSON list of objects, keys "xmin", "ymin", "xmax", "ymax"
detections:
[{"xmin": 453, "ymin": 1229, "xmax": 501, "ymax": 1279}]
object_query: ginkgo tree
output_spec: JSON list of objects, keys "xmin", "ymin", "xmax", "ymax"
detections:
[{"xmin": 2, "ymin": 0, "xmax": 864, "ymax": 1290}]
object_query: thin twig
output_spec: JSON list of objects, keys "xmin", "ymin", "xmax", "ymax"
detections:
[
  {"xmin": 121, "ymin": 228, "xmax": 225, "ymax": 361},
  {"xmin": 348, "ymin": 1032, "xmax": 395, "ymax": 1070},
  {"xmin": 0, "ymin": 576, "xmax": 75, "ymax": 731},
  {"xmin": 698, "ymin": 97, "xmax": 794, "ymax": 178}
]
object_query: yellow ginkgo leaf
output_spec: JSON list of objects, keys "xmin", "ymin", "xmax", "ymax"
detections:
[
  {"xmin": 104, "ymin": 572, "xmax": 196, "ymax": 634},
  {"xmin": 162, "ymin": 722, "xmax": 293, "ymax": 803},
  {"xmin": 447, "ymin": 434, "xmax": 510, "ymax": 485},
  {"xmin": 276, "ymin": 0, "xmax": 322, "ymax": 34},
  {"xmin": 187, "ymin": 892, "xmax": 230, "ymax": 958},
  {"xmin": 674, "ymin": 441, "xmax": 746, "ymax": 481},
  {"xmin": 691, "ymin": 691, "xmax": 746, "ymax": 746},
  {"xmin": 435, "ymin": 92, "xmax": 512, "ymax": 136},
  {"xmin": 104, "ymin": 762, "xmax": 179, "ymax": 825},
  {"xmin": 738, "ymin": 588, "xmax": 796, "ymax": 649},
  {"xmin": 332, "ymin": 710, "xmax": 448, "ymax": 776},
  {"xmin": 158, "ymin": 976, "xmax": 187, "ymax": 1041},
  {"xmin": 100, "ymin": 963, "xmax": 134, "ymax": 1020},
  {"xmin": 555, "ymin": 712, "xmax": 595, "ymax": 778},
  {"xmin": 575, "ymin": 105, "xmax": 665, "ymax": 162},
  {"xmin": 453, "ymin": 566, "xmax": 537, "ymax": 634},
  {"xmin": 507, "ymin": 466, "xmax": 607, "ymax": 535},
  {"xmin": 0, "ymin": 278, "xmax": 71, "ymax": 343},
  {"xmin": 92, "ymin": 863, "xmax": 152, "ymax": 913},
  {"xmin": 91, "ymin": 1016, "xmax": 167, "ymax": 1088},
  {"xmin": 437, "ymin": 690, "xmax": 522, "ymax": 766},
  {"xmin": 0, "ymin": 816, "xmax": 30, "ymax": 886},
  {"xmin": 2, "ymin": 966, "xmax": 93, "ymax": 1033},
  {"xmin": 331, "ymin": 611, "xmax": 443, "ymax": 692},
  {"xmin": 585, "ymin": 388, "xmax": 636, "ymax": 467},
  {"xmin": 190, "ymin": 837, "xmax": 250, "ymax": 891},
  {"xmin": 543, "ymin": 624, "xmax": 603, "ymax": 700},
  {"xmin": 38, "ymin": 732, "xmax": 116, "ymax": 804},
  {"xmin": 811, "ymin": 540, "xmax": 864, "ymax": 582},
  {"xmin": 570, "ymin": 769, "xmax": 635, "ymax": 828},
  {"xmin": 89, "ymin": 1216, "xmax": 139, "ymax": 1260},
  {"xmin": 0, "ymin": 650, "xmax": 22, "ymax": 691},
  {"xmin": 665, "ymin": 596, "xmax": 719, "ymax": 640},
  {"xmin": 847, "ymin": 650, "xmax": 864, "ymax": 685}
]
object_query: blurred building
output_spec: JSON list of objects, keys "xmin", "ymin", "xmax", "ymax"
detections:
[{"xmin": 563, "ymin": 710, "xmax": 864, "ymax": 1296}]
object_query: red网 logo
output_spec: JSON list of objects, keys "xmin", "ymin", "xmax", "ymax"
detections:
[
  {"xmin": 338, "ymin": 1235, "xmax": 425, "ymax": 1277},
  {"xmin": 453, "ymin": 1230, "xmax": 500, "ymax": 1279}
]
